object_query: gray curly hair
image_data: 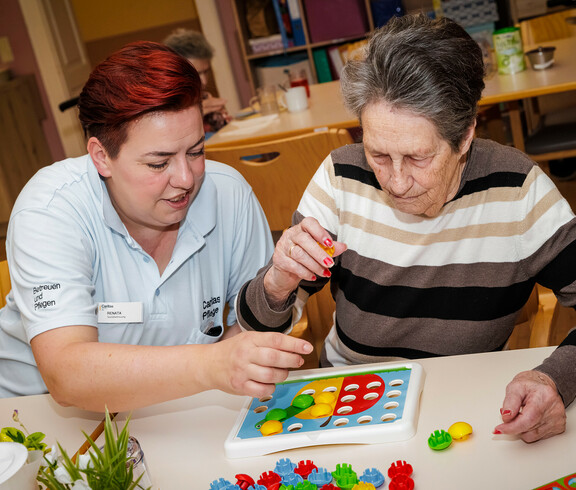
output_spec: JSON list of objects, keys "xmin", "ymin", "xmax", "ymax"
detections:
[
  {"xmin": 163, "ymin": 28, "xmax": 214, "ymax": 60},
  {"xmin": 340, "ymin": 14, "xmax": 485, "ymax": 152}
]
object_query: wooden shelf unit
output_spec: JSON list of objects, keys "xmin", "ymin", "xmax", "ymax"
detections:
[{"xmin": 230, "ymin": 0, "xmax": 375, "ymax": 94}]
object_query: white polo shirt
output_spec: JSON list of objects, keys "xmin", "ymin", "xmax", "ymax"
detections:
[{"xmin": 0, "ymin": 155, "xmax": 273, "ymax": 396}]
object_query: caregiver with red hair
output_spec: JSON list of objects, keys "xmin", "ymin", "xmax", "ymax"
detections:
[{"xmin": 0, "ymin": 41, "xmax": 311, "ymax": 412}]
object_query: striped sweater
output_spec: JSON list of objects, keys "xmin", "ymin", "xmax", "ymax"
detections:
[{"xmin": 237, "ymin": 138, "xmax": 576, "ymax": 405}]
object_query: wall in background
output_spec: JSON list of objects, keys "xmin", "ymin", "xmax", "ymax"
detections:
[
  {"xmin": 68, "ymin": 1, "xmax": 232, "ymax": 104},
  {"xmin": 70, "ymin": 0, "xmax": 200, "ymax": 67},
  {"xmin": 0, "ymin": 0, "xmax": 65, "ymax": 163}
]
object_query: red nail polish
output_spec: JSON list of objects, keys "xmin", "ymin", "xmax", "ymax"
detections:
[
  {"xmin": 311, "ymin": 275, "xmax": 317, "ymax": 281},
  {"xmin": 323, "ymin": 238, "xmax": 333, "ymax": 248},
  {"xmin": 493, "ymin": 429, "xmax": 502, "ymax": 434},
  {"xmin": 323, "ymin": 257, "xmax": 333, "ymax": 266},
  {"xmin": 323, "ymin": 269, "xmax": 331, "ymax": 277},
  {"xmin": 502, "ymin": 410, "xmax": 511, "ymax": 416}
]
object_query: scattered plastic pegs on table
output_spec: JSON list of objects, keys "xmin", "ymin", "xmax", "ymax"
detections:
[
  {"xmin": 308, "ymin": 467, "xmax": 333, "ymax": 487},
  {"xmin": 360, "ymin": 467, "xmax": 385, "ymax": 487},
  {"xmin": 210, "ymin": 477, "xmax": 232, "ymax": 489},
  {"xmin": 258, "ymin": 470, "xmax": 282, "ymax": 489},
  {"xmin": 332, "ymin": 465, "xmax": 359, "ymax": 490},
  {"xmin": 428, "ymin": 429, "xmax": 453, "ymax": 450},
  {"xmin": 235, "ymin": 474, "xmax": 255, "ymax": 490},
  {"xmin": 274, "ymin": 458, "xmax": 297, "ymax": 478},
  {"xmin": 281, "ymin": 472, "xmax": 304, "ymax": 487},
  {"xmin": 294, "ymin": 460, "xmax": 317, "ymax": 479},
  {"xmin": 448, "ymin": 421, "xmax": 473, "ymax": 441},
  {"xmin": 388, "ymin": 474, "xmax": 415, "ymax": 490},
  {"xmin": 352, "ymin": 482, "xmax": 377, "ymax": 489},
  {"xmin": 387, "ymin": 460, "xmax": 413, "ymax": 479}
]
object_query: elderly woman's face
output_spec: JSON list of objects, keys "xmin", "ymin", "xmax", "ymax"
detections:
[
  {"xmin": 95, "ymin": 106, "xmax": 205, "ymax": 234},
  {"xmin": 362, "ymin": 101, "xmax": 473, "ymax": 217},
  {"xmin": 188, "ymin": 57, "xmax": 211, "ymax": 88}
]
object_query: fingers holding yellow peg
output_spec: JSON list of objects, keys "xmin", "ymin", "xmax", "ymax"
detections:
[{"xmin": 318, "ymin": 241, "xmax": 335, "ymax": 256}]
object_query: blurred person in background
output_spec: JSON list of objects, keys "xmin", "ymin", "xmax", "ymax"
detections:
[{"xmin": 164, "ymin": 28, "xmax": 232, "ymax": 138}]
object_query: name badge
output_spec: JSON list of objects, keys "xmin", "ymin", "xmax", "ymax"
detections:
[{"xmin": 97, "ymin": 302, "xmax": 143, "ymax": 323}]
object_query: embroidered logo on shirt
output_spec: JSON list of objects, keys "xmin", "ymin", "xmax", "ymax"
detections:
[
  {"xmin": 202, "ymin": 296, "xmax": 221, "ymax": 320},
  {"xmin": 33, "ymin": 283, "xmax": 61, "ymax": 310}
]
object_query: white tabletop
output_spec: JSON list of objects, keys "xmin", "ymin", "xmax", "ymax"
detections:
[{"xmin": 1, "ymin": 346, "xmax": 574, "ymax": 489}]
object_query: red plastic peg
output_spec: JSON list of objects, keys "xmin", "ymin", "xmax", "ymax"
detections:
[
  {"xmin": 257, "ymin": 470, "xmax": 281, "ymax": 489},
  {"xmin": 294, "ymin": 459, "xmax": 318, "ymax": 479},
  {"xmin": 235, "ymin": 473, "xmax": 255, "ymax": 490},
  {"xmin": 389, "ymin": 474, "xmax": 415, "ymax": 490},
  {"xmin": 388, "ymin": 460, "xmax": 413, "ymax": 478}
]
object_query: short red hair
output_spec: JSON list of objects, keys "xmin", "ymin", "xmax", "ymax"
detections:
[{"xmin": 78, "ymin": 41, "xmax": 202, "ymax": 158}]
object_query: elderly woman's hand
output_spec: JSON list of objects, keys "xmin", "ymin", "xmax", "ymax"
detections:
[
  {"xmin": 494, "ymin": 370, "xmax": 566, "ymax": 442},
  {"xmin": 263, "ymin": 217, "xmax": 347, "ymax": 306},
  {"xmin": 202, "ymin": 93, "xmax": 227, "ymax": 115}
]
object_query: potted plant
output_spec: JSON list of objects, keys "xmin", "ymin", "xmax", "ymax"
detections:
[{"xmin": 35, "ymin": 409, "xmax": 151, "ymax": 490}]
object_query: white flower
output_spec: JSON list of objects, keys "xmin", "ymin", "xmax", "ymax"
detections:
[
  {"xmin": 45, "ymin": 445, "xmax": 59, "ymax": 465},
  {"xmin": 54, "ymin": 466, "xmax": 74, "ymax": 484},
  {"xmin": 71, "ymin": 479, "xmax": 91, "ymax": 490},
  {"xmin": 77, "ymin": 453, "xmax": 92, "ymax": 470}
]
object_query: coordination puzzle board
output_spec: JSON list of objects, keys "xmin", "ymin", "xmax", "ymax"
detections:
[{"xmin": 225, "ymin": 361, "xmax": 425, "ymax": 458}]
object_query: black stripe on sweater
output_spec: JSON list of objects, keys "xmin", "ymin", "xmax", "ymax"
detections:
[
  {"xmin": 338, "ymin": 266, "xmax": 534, "ymax": 321},
  {"xmin": 238, "ymin": 283, "xmax": 291, "ymax": 333},
  {"xmin": 454, "ymin": 172, "xmax": 526, "ymax": 200},
  {"xmin": 560, "ymin": 327, "xmax": 576, "ymax": 347},
  {"xmin": 335, "ymin": 318, "xmax": 508, "ymax": 358},
  {"xmin": 333, "ymin": 162, "xmax": 382, "ymax": 190}
]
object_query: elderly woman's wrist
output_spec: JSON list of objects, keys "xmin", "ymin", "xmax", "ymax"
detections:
[{"xmin": 263, "ymin": 269, "xmax": 297, "ymax": 311}]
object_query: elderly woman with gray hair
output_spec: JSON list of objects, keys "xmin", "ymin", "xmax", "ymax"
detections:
[{"xmin": 236, "ymin": 14, "xmax": 576, "ymax": 442}]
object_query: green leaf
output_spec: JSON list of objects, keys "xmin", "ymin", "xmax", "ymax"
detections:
[
  {"xmin": 24, "ymin": 431, "xmax": 47, "ymax": 451},
  {"xmin": 0, "ymin": 427, "xmax": 25, "ymax": 443}
]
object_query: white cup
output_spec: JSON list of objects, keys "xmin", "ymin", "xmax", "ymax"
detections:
[{"xmin": 281, "ymin": 86, "xmax": 308, "ymax": 113}]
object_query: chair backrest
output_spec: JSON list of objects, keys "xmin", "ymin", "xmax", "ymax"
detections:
[
  {"xmin": 205, "ymin": 128, "xmax": 353, "ymax": 231},
  {"xmin": 0, "ymin": 260, "xmax": 10, "ymax": 309},
  {"xmin": 519, "ymin": 8, "xmax": 576, "ymax": 45}
]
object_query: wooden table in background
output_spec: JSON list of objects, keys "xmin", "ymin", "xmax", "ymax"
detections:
[
  {"xmin": 208, "ymin": 37, "xmax": 576, "ymax": 155},
  {"xmin": 479, "ymin": 36, "xmax": 576, "ymax": 152},
  {"xmin": 1, "ymin": 347, "xmax": 574, "ymax": 489},
  {"xmin": 205, "ymin": 81, "xmax": 358, "ymax": 149}
]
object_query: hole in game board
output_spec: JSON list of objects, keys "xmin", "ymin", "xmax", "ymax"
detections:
[
  {"xmin": 302, "ymin": 389, "xmax": 316, "ymax": 395},
  {"xmin": 357, "ymin": 415, "xmax": 372, "ymax": 424},
  {"xmin": 288, "ymin": 423, "xmax": 303, "ymax": 432},
  {"xmin": 254, "ymin": 405, "xmax": 268, "ymax": 413},
  {"xmin": 386, "ymin": 390, "xmax": 402, "ymax": 398},
  {"xmin": 384, "ymin": 401, "xmax": 399, "ymax": 410},
  {"xmin": 344, "ymin": 384, "xmax": 359, "ymax": 392},
  {"xmin": 334, "ymin": 418, "xmax": 349, "ymax": 427},
  {"xmin": 389, "ymin": 379, "xmax": 404, "ymax": 387},
  {"xmin": 340, "ymin": 395, "xmax": 356, "ymax": 403},
  {"xmin": 323, "ymin": 386, "xmax": 337, "ymax": 393},
  {"xmin": 381, "ymin": 413, "xmax": 397, "ymax": 422},
  {"xmin": 337, "ymin": 406, "xmax": 353, "ymax": 415},
  {"xmin": 366, "ymin": 381, "xmax": 382, "ymax": 389},
  {"xmin": 364, "ymin": 392, "xmax": 380, "ymax": 400},
  {"xmin": 259, "ymin": 395, "xmax": 273, "ymax": 403}
]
